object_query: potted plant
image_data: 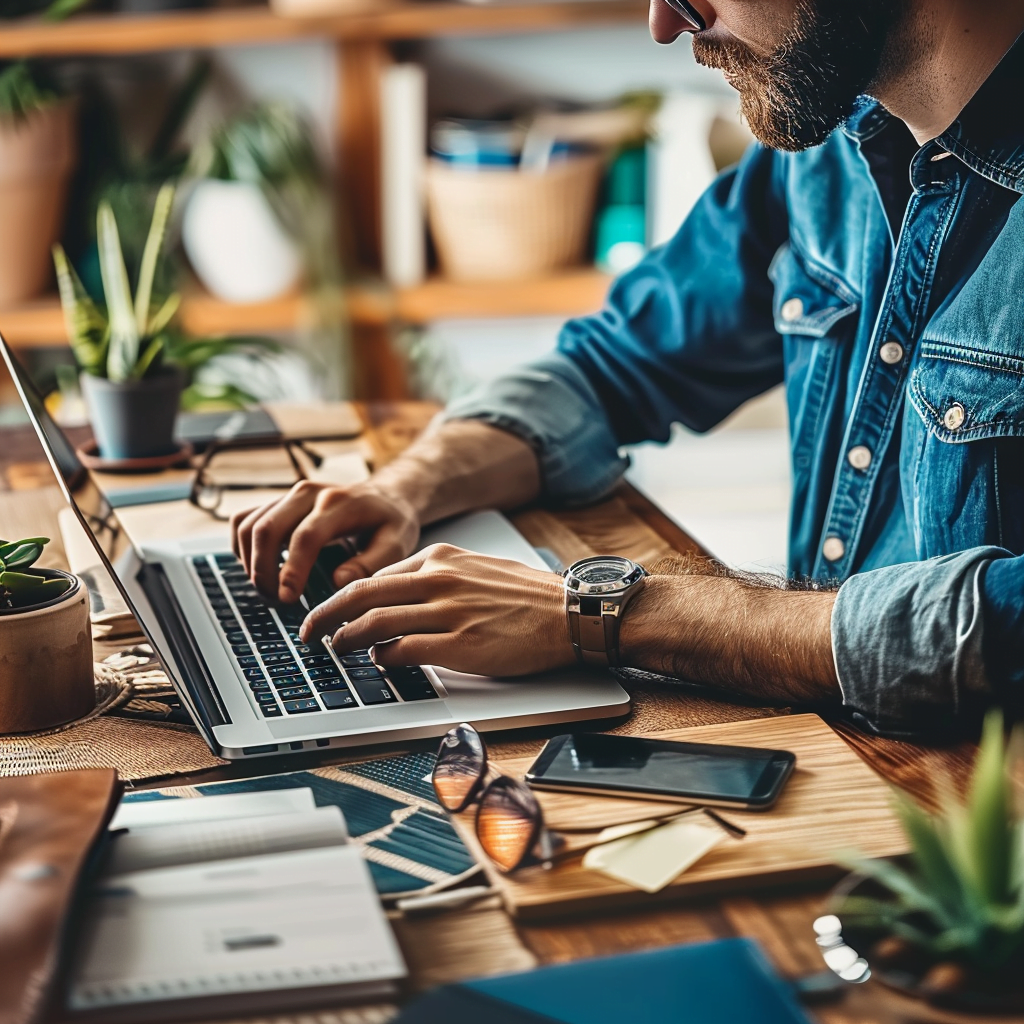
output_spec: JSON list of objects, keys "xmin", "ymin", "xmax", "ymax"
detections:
[
  {"xmin": 0, "ymin": 60, "xmax": 77, "ymax": 306},
  {"xmin": 818, "ymin": 710, "xmax": 1024, "ymax": 1012},
  {"xmin": 54, "ymin": 183, "xmax": 280, "ymax": 460},
  {"xmin": 0, "ymin": 536, "xmax": 94, "ymax": 733}
]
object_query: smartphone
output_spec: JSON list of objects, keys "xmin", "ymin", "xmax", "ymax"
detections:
[{"xmin": 525, "ymin": 733, "xmax": 796, "ymax": 810}]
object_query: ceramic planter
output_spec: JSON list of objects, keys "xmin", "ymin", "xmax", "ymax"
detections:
[
  {"xmin": 0, "ymin": 101, "xmax": 77, "ymax": 305},
  {"xmin": 0, "ymin": 569, "xmax": 94, "ymax": 734},
  {"xmin": 80, "ymin": 368, "xmax": 185, "ymax": 461},
  {"xmin": 182, "ymin": 179, "xmax": 302, "ymax": 303}
]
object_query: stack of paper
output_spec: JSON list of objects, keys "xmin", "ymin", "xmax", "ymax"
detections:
[{"xmin": 68, "ymin": 788, "xmax": 406, "ymax": 1021}]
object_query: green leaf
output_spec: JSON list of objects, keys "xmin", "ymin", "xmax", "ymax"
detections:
[
  {"xmin": 52, "ymin": 244, "xmax": 109, "ymax": 375},
  {"xmin": 132, "ymin": 337, "xmax": 165, "ymax": 381},
  {"xmin": 145, "ymin": 292, "xmax": 181, "ymax": 338},
  {"xmin": 134, "ymin": 183, "xmax": 176, "ymax": 339},
  {"xmin": 97, "ymin": 200, "xmax": 140, "ymax": 383},
  {"xmin": 0, "ymin": 542, "xmax": 44, "ymax": 570},
  {"xmin": 43, "ymin": 0, "xmax": 92, "ymax": 21}
]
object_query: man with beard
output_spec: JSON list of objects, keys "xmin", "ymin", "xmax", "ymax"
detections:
[{"xmin": 234, "ymin": 0, "xmax": 1024, "ymax": 738}]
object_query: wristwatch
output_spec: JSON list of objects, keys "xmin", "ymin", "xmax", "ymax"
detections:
[{"xmin": 563, "ymin": 556, "xmax": 648, "ymax": 667}]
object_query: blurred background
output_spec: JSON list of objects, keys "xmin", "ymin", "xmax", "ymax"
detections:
[{"xmin": 0, "ymin": 0, "xmax": 787, "ymax": 567}]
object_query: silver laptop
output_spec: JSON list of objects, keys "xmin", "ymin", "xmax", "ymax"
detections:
[{"xmin": 3, "ymin": 339, "xmax": 630, "ymax": 759}]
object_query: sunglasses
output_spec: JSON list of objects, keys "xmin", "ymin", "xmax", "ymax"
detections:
[
  {"xmin": 663, "ymin": 0, "xmax": 706, "ymax": 31},
  {"xmin": 432, "ymin": 723, "xmax": 743, "ymax": 874}
]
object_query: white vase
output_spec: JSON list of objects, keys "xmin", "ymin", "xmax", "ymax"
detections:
[{"xmin": 182, "ymin": 179, "xmax": 302, "ymax": 304}]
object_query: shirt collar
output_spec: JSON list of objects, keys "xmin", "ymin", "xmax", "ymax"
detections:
[{"xmin": 842, "ymin": 30, "xmax": 1024, "ymax": 194}]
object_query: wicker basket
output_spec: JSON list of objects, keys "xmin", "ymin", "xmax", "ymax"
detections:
[{"xmin": 425, "ymin": 154, "xmax": 604, "ymax": 282}]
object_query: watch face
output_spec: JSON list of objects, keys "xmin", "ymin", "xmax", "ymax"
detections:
[{"xmin": 574, "ymin": 557, "xmax": 633, "ymax": 585}]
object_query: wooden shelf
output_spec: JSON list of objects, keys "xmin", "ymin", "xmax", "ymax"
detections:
[
  {"xmin": 0, "ymin": 1, "xmax": 647, "ymax": 57},
  {"xmin": 0, "ymin": 270, "xmax": 611, "ymax": 347}
]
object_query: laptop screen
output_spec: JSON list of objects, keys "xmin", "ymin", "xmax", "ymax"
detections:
[{"xmin": 1, "ymin": 338, "xmax": 136, "ymax": 594}]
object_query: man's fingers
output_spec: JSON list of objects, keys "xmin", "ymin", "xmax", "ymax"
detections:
[
  {"xmin": 329, "ymin": 606, "xmax": 446, "ymax": 653},
  {"xmin": 248, "ymin": 484, "xmax": 320, "ymax": 595},
  {"xmin": 370, "ymin": 635, "xmax": 450, "ymax": 667},
  {"xmin": 300, "ymin": 573, "xmax": 429, "ymax": 641},
  {"xmin": 280, "ymin": 517, "xmax": 338, "ymax": 602},
  {"xmin": 230, "ymin": 506, "xmax": 261, "ymax": 563},
  {"xmin": 233, "ymin": 501, "xmax": 281, "ymax": 578},
  {"xmin": 331, "ymin": 523, "xmax": 413, "ymax": 589}
]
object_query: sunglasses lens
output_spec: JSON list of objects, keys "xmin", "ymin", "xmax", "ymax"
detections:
[
  {"xmin": 432, "ymin": 723, "xmax": 486, "ymax": 812},
  {"xmin": 476, "ymin": 777, "xmax": 542, "ymax": 873}
]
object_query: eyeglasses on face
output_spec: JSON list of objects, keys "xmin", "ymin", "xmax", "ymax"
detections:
[{"xmin": 662, "ymin": 0, "xmax": 706, "ymax": 32}]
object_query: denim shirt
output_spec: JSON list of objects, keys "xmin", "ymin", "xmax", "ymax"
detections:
[{"xmin": 446, "ymin": 37, "xmax": 1024, "ymax": 739}]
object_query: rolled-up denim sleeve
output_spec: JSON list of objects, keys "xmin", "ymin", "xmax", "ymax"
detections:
[
  {"xmin": 831, "ymin": 546, "xmax": 1024, "ymax": 738},
  {"xmin": 442, "ymin": 352, "xmax": 629, "ymax": 505}
]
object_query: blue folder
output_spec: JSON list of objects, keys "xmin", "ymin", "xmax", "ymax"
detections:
[{"xmin": 397, "ymin": 938, "xmax": 812, "ymax": 1024}]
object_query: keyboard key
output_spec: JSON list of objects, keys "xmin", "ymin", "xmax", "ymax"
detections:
[
  {"xmin": 226, "ymin": 631, "xmax": 249, "ymax": 646},
  {"xmin": 293, "ymin": 644, "xmax": 316, "ymax": 657},
  {"xmin": 254, "ymin": 691, "xmax": 278, "ymax": 704},
  {"xmin": 340, "ymin": 652, "xmax": 374, "ymax": 668},
  {"xmin": 192, "ymin": 555, "xmax": 209, "ymax": 566},
  {"xmin": 347, "ymin": 666, "xmax": 385, "ymax": 681},
  {"xmin": 217, "ymin": 618, "xmax": 241, "ymax": 634},
  {"xmin": 244, "ymin": 667, "xmax": 267, "ymax": 681},
  {"xmin": 261, "ymin": 704, "xmax": 283, "ymax": 717},
  {"xmin": 247, "ymin": 627, "xmax": 286, "ymax": 642},
  {"xmin": 387, "ymin": 666, "xmax": 439, "ymax": 702},
  {"xmin": 283, "ymin": 698, "xmax": 320, "ymax": 714},
  {"xmin": 277, "ymin": 685, "xmax": 313, "ymax": 700},
  {"xmin": 349, "ymin": 678, "xmax": 397, "ymax": 706},
  {"xmin": 256, "ymin": 643, "xmax": 290, "ymax": 656},
  {"xmin": 262, "ymin": 652, "xmax": 297, "ymax": 666},
  {"xmin": 272, "ymin": 674, "xmax": 307, "ymax": 689},
  {"xmin": 313, "ymin": 678, "xmax": 350, "ymax": 692},
  {"xmin": 306, "ymin": 666, "xmax": 343, "ymax": 681},
  {"xmin": 237, "ymin": 655, "xmax": 259, "ymax": 668},
  {"xmin": 232, "ymin": 643, "xmax": 253, "ymax": 656},
  {"xmin": 322, "ymin": 689, "xmax": 357, "ymax": 710},
  {"xmin": 249, "ymin": 681, "xmax": 271, "ymax": 693},
  {"xmin": 301, "ymin": 654, "xmax": 334, "ymax": 668},
  {"xmin": 267, "ymin": 663, "xmax": 302, "ymax": 678}
]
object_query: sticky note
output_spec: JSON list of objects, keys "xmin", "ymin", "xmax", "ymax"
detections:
[{"xmin": 582, "ymin": 814, "xmax": 724, "ymax": 893}]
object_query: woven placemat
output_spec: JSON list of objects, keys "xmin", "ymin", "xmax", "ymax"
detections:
[{"xmin": 0, "ymin": 656, "xmax": 225, "ymax": 781}]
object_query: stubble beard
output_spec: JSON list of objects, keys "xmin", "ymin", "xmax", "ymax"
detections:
[{"xmin": 691, "ymin": 0, "xmax": 909, "ymax": 152}]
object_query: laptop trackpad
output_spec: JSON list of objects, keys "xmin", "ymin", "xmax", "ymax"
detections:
[{"xmin": 266, "ymin": 701, "xmax": 453, "ymax": 738}]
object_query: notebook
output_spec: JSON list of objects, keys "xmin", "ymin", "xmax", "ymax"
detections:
[
  {"xmin": 66, "ymin": 788, "xmax": 406, "ymax": 1022},
  {"xmin": 395, "ymin": 938, "xmax": 811, "ymax": 1024}
]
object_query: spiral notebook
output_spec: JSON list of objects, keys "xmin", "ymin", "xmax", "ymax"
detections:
[{"xmin": 66, "ymin": 789, "xmax": 406, "ymax": 1022}]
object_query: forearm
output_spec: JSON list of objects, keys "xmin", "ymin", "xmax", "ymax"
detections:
[
  {"xmin": 371, "ymin": 419, "xmax": 541, "ymax": 528},
  {"xmin": 619, "ymin": 573, "xmax": 840, "ymax": 704}
]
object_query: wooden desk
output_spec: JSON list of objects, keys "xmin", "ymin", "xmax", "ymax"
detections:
[{"xmin": 0, "ymin": 404, "xmax": 986, "ymax": 1024}]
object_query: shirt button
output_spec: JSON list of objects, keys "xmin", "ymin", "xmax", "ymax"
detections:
[
  {"xmin": 781, "ymin": 297, "xmax": 804, "ymax": 322},
  {"xmin": 847, "ymin": 446, "xmax": 872, "ymax": 471},
  {"xmin": 879, "ymin": 341, "xmax": 903, "ymax": 365},
  {"xmin": 943, "ymin": 403, "xmax": 966, "ymax": 431},
  {"xmin": 822, "ymin": 537, "xmax": 845, "ymax": 562}
]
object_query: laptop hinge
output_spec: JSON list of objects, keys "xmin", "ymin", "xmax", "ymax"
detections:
[{"xmin": 135, "ymin": 562, "xmax": 230, "ymax": 729}]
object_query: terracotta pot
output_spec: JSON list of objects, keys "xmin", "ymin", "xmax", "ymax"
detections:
[
  {"xmin": 0, "ymin": 102, "xmax": 77, "ymax": 306},
  {"xmin": 0, "ymin": 569, "xmax": 94, "ymax": 733}
]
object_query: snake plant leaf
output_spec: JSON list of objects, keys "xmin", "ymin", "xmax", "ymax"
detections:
[
  {"xmin": 145, "ymin": 292, "xmax": 181, "ymax": 339},
  {"xmin": 133, "ymin": 337, "xmax": 165, "ymax": 381},
  {"xmin": 97, "ymin": 200, "xmax": 140, "ymax": 383},
  {"xmin": 0, "ymin": 541, "xmax": 44, "ymax": 570},
  {"xmin": 53, "ymin": 244, "xmax": 109, "ymax": 376},
  {"xmin": 134, "ymin": 183, "xmax": 176, "ymax": 340}
]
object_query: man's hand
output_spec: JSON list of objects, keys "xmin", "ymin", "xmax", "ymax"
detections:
[
  {"xmin": 231, "ymin": 480, "xmax": 420, "ymax": 603},
  {"xmin": 300, "ymin": 543, "xmax": 574, "ymax": 677}
]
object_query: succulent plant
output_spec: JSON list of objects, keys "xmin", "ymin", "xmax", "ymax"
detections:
[
  {"xmin": 842, "ymin": 710, "xmax": 1024, "ymax": 980},
  {"xmin": 0, "ymin": 537, "xmax": 71, "ymax": 610}
]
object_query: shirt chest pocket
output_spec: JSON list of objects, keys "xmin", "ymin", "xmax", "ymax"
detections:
[
  {"xmin": 769, "ymin": 245, "xmax": 859, "ymax": 469},
  {"xmin": 905, "ymin": 340, "xmax": 1024, "ymax": 556}
]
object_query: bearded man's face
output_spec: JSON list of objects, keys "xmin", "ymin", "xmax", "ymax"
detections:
[{"xmin": 690, "ymin": 0, "xmax": 907, "ymax": 151}]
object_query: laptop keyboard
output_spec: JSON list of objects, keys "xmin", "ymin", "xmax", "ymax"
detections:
[{"xmin": 191, "ymin": 553, "xmax": 440, "ymax": 717}]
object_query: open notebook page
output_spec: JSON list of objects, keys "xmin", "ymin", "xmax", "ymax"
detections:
[{"xmin": 110, "ymin": 787, "xmax": 316, "ymax": 831}]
